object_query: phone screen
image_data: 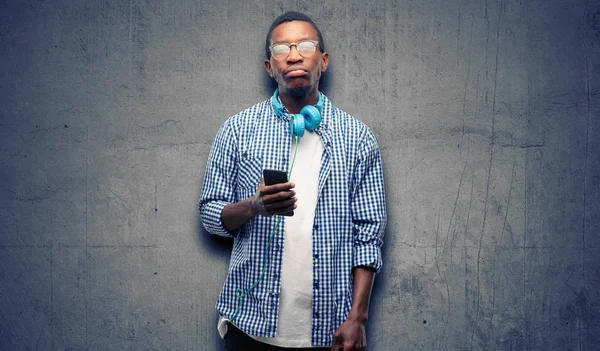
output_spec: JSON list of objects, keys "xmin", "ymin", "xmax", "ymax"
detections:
[{"xmin": 263, "ymin": 169, "xmax": 288, "ymax": 186}]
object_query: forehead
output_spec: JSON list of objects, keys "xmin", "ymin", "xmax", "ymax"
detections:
[{"xmin": 270, "ymin": 20, "xmax": 318, "ymax": 43}]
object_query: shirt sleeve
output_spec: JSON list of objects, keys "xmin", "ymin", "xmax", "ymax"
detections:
[
  {"xmin": 198, "ymin": 119, "xmax": 240, "ymax": 238},
  {"xmin": 350, "ymin": 128, "xmax": 387, "ymax": 273}
]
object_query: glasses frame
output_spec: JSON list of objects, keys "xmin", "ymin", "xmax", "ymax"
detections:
[{"xmin": 269, "ymin": 40, "xmax": 320, "ymax": 60}]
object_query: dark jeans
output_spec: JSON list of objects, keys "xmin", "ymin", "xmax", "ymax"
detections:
[{"xmin": 224, "ymin": 323, "xmax": 331, "ymax": 351}]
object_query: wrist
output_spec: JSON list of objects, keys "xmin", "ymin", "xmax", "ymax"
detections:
[
  {"xmin": 246, "ymin": 197, "xmax": 259, "ymax": 218},
  {"xmin": 347, "ymin": 310, "xmax": 368, "ymax": 325}
]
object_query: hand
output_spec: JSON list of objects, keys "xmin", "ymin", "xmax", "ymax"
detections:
[
  {"xmin": 250, "ymin": 178, "xmax": 297, "ymax": 217},
  {"xmin": 331, "ymin": 317, "xmax": 367, "ymax": 351}
]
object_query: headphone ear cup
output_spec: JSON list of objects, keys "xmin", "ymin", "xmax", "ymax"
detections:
[
  {"xmin": 300, "ymin": 105, "xmax": 321, "ymax": 131},
  {"xmin": 289, "ymin": 114, "xmax": 306, "ymax": 138}
]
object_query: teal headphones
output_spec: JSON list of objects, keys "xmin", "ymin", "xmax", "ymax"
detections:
[{"xmin": 271, "ymin": 88, "xmax": 324, "ymax": 138}]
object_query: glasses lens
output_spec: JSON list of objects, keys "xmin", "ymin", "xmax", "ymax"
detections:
[
  {"xmin": 271, "ymin": 44, "xmax": 289, "ymax": 59},
  {"xmin": 297, "ymin": 41, "xmax": 317, "ymax": 56}
]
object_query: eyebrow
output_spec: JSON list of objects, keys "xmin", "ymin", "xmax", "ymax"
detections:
[{"xmin": 271, "ymin": 37, "xmax": 315, "ymax": 45}]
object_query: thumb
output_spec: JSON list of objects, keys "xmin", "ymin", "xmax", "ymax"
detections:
[{"xmin": 250, "ymin": 178, "xmax": 267, "ymax": 216}]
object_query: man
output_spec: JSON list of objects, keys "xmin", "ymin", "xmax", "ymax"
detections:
[{"xmin": 199, "ymin": 11, "xmax": 386, "ymax": 351}]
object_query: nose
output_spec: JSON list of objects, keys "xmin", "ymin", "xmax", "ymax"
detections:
[{"xmin": 286, "ymin": 44, "xmax": 303, "ymax": 62}]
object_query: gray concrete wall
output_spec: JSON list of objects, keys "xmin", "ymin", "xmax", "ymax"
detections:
[{"xmin": 1, "ymin": 0, "xmax": 598, "ymax": 350}]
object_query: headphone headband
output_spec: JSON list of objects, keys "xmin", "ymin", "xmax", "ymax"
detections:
[{"xmin": 271, "ymin": 89, "xmax": 324, "ymax": 138}]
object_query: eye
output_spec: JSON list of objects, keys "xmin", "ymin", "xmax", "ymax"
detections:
[
  {"xmin": 271, "ymin": 44, "xmax": 289, "ymax": 55},
  {"xmin": 297, "ymin": 41, "xmax": 314, "ymax": 50},
  {"xmin": 297, "ymin": 41, "xmax": 317, "ymax": 54}
]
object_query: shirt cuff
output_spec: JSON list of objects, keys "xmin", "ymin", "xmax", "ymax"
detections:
[
  {"xmin": 201, "ymin": 200, "xmax": 238, "ymax": 237},
  {"xmin": 353, "ymin": 244, "xmax": 382, "ymax": 274}
]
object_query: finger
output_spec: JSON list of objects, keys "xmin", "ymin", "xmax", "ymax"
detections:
[
  {"xmin": 331, "ymin": 340, "xmax": 340, "ymax": 351},
  {"xmin": 263, "ymin": 199, "xmax": 297, "ymax": 213},
  {"xmin": 262, "ymin": 191, "xmax": 296, "ymax": 205},
  {"xmin": 350, "ymin": 342, "xmax": 365, "ymax": 351},
  {"xmin": 265, "ymin": 198, "xmax": 297, "ymax": 210},
  {"xmin": 261, "ymin": 181, "xmax": 295, "ymax": 194},
  {"xmin": 331, "ymin": 333, "xmax": 342, "ymax": 351},
  {"xmin": 277, "ymin": 204, "xmax": 297, "ymax": 216},
  {"xmin": 344, "ymin": 341, "xmax": 355, "ymax": 351},
  {"xmin": 262, "ymin": 184, "xmax": 294, "ymax": 196}
]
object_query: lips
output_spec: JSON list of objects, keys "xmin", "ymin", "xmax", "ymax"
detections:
[{"xmin": 284, "ymin": 66, "xmax": 308, "ymax": 78}]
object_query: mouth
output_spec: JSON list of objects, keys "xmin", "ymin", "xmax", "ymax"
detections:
[{"xmin": 284, "ymin": 67, "xmax": 308, "ymax": 78}]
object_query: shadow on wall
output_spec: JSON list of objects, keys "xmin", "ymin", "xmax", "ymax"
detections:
[
  {"xmin": 365, "ymin": 191, "xmax": 390, "ymax": 348},
  {"xmin": 194, "ymin": 207, "xmax": 232, "ymax": 259}
]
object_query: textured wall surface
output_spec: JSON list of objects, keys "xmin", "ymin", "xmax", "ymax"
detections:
[{"xmin": 1, "ymin": 0, "xmax": 599, "ymax": 350}]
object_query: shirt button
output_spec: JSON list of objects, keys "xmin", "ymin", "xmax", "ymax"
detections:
[
  {"xmin": 313, "ymin": 253, "xmax": 319, "ymax": 259},
  {"xmin": 313, "ymin": 280, "xmax": 319, "ymax": 289},
  {"xmin": 313, "ymin": 224, "xmax": 319, "ymax": 230},
  {"xmin": 314, "ymin": 312, "xmax": 320, "ymax": 319}
]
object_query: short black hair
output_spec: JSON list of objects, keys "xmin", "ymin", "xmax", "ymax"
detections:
[{"xmin": 265, "ymin": 11, "xmax": 325, "ymax": 59}]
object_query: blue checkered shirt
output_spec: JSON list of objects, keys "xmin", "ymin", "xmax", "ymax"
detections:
[{"xmin": 198, "ymin": 94, "xmax": 386, "ymax": 346}]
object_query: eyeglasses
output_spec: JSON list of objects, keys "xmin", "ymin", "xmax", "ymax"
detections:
[{"xmin": 269, "ymin": 40, "xmax": 320, "ymax": 60}]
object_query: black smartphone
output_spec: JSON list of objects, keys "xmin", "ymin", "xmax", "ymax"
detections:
[
  {"xmin": 262, "ymin": 169, "xmax": 294, "ymax": 216},
  {"xmin": 263, "ymin": 169, "xmax": 288, "ymax": 186}
]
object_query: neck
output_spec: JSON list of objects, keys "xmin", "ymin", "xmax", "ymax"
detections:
[{"xmin": 278, "ymin": 85, "xmax": 319, "ymax": 114}]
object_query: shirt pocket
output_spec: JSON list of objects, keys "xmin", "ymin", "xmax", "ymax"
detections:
[{"xmin": 237, "ymin": 154, "xmax": 263, "ymax": 199}]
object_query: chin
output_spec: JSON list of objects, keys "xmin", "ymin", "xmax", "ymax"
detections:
[{"xmin": 283, "ymin": 84, "xmax": 313, "ymax": 97}]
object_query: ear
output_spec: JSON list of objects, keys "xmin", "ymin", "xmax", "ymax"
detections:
[
  {"xmin": 320, "ymin": 52, "xmax": 329, "ymax": 73},
  {"xmin": 264, "ymin": 59, "xmax": 273, "ymax": 77}
]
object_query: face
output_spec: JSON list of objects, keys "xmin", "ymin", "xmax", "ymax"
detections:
[{"xmin": 264, "ymin": 21, "xmax": 329, "ymax": 96}]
